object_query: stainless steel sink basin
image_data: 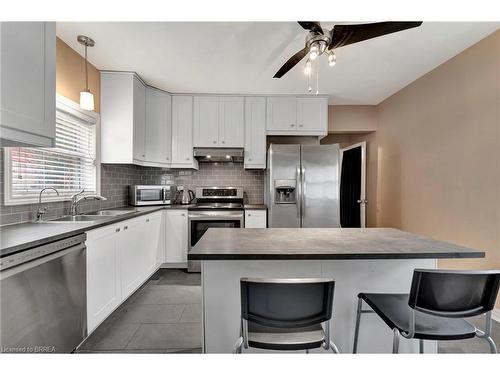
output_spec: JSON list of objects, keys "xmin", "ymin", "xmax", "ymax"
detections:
[{"xmin": 49, "ymin": 215, "xmax": 108, "ymax": 223}]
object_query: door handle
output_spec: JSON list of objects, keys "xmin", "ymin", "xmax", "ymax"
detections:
[
  {"xmin": 296, "ymin": 165, "xmax": 301, "ymax": 219},
  {"xmin": 301, "ymin": 166, "xmax": 306, "ymax": 221}
]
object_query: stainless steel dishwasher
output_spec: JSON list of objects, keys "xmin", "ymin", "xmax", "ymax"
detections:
[{"xmin": 0, "ymin": 234, "xmax": 87, "ymax": 353}]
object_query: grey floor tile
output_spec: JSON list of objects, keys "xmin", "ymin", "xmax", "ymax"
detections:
[
  {"xmin": 126, "ymin": 323, "xmax": 202, "ymax": 350},
  {"xmin": 79, "ymin": 321, "xmax": 140, "ymax": 351},
  {"xmin": 150, "ymin": 269, "xmax": 201, "ymax": 286},
  {"xmin": 118, "ymin": 304, "xmax": 185, "ymax": 324},
  {"xmin": 180, "ymin": 304, "xmax": 202, "ymax": 323},
  {"xmin": 128, "ymin": 285, "xmax": 201, "ymax": 305}
]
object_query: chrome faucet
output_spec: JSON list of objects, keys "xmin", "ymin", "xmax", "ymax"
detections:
[
  {"xmin": 70, "ymin": 189, "xmax": 107, "ymax": 216},
  {"xmin": 36, "ymin": 187, "xmax": 60, "ymax": 221}
]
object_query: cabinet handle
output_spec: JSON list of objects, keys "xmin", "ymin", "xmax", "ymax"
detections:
[
  {"xmin": 248, "ymin": 158, "xmax": 252, "ymax": 161},
  {"xmin": 124, "ymin": 225, "xmax": 128, "ymax": 230},
  {"xmin": 166, "ymin": 157, "xmax": 169, "ymax": 160},
  {"xmin": 247, "ymin": 213, "xmax": 252, "ymax": 217},
  {"xmin": 299, "ymin": 124, "xmax": 303, "ymax": 128},
  {"xmin": 221, "ymin": 141, "xmax": 225, "ymax": 144},
  {"xmin": 181, "ymin": 213, "xmax": 186, "ymax": 216},
  {"xmin": 142, "ymin": 154, "xmax": 145, "ymax": 157},
  {"xmin": 146, "ymin": 218, "xmax": 150, "ymax": 222},
  {"xmin": 186, "ymin": 157, "xmax": 190, "ymax": 161},
  {"xmin": 290, "ymin": 124, "xmax": 295, "ymax": 127},
  {"xmin": 213, "ymin": 140, "xmax": 217, "ymax": 144},
  {"xmin": 115, "ymin": 228, "xmax": 120, "ymax": 232}
]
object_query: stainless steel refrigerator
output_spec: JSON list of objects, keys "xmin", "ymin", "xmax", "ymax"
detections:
[{"xmin": 265, "ymin": 144, "xmax": 340, "ymax": 228}]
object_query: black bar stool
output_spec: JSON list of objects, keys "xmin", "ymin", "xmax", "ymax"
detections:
[
  {"xmin": 233, "ymin": 277, "xmax": 340, "ymax": 353},
  {"xmin": 353, "ymin": 269, "xmax": 500, "ymax": 354}
]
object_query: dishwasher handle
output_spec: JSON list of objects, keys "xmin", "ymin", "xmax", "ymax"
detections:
[{"xmin": 0, "ymin": 242, "xmax": 86, "ymax": 280}]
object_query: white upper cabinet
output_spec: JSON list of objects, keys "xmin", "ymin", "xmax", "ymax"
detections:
[
  {"xmin": 0, "ymin": 22, "xmax": 56, "ymax": 147},
  {"xmin": 244, "ymin": 97, "xmax": 266, "ymax": 169},
  {"xmin": 296, "ymin": 97, "xmax": 328, "ymax": 133},
  {"xmin": 101, "ymin": 71, "xmax": 145, "ymax": 164},
  {"xmin": 194, "ymin": 96, "xmax": 219, "ymax": 147},
  {"xmin": 193, "ymin": 96, "xmax": 244, "ymax": 148},
  {"xmin": 171, "ymin": 95, "xmax": 198, "ymax": 169},
  {"xmin": 266, "ymin": 96, "xmax": 328, "ymax": 136},
  {"xmin": 266, "ymin": 97, "xmax": 297, "ymax": 132},
  {"xmin": 219, "ymin": 96, "xmax": 244, "ymax": 147},
  {"xmin": 132, "ymin": 76, "xmax": 146, "ymax": 162},
  {"xmin": 146, "ymin": 87, "xmax": 172, "ymax": 166}
]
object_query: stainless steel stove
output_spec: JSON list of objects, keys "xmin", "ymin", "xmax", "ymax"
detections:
[{"xmin": 187, "ymin": 187, "xmax": 244, "ymax": 272}]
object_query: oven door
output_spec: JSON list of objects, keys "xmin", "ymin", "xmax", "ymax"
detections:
[{"xmin": 188, "ymin": 210, "xmax": 243, "ymax": 272}]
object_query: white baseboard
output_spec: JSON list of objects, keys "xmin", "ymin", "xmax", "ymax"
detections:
[{"xmin": 492, "ymin": 308, "xmax": 500, "ymax": 323}]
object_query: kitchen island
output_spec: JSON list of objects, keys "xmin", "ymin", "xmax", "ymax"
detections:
[{"xmin": 189, "ymin": 228, "xmax": 484, "ymax": 353}]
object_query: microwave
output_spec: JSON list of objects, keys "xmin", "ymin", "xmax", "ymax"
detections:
[{"xmin": 129, "ymin": 185, "xmax": 177, "ymax": 206}]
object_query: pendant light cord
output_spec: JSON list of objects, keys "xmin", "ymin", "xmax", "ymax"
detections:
[{"xmin": 84, "ymin": 44, "xmax": 89, "ymax": 92}]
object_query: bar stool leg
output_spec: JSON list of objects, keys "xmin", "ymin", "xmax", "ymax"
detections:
[
  {"xmin": 329, "ymin": 339, "xmax": 340, "ymax": 354},
  {"xmin": 305, "ymin": 349, "xmax": 309, "ymax": 354},
  {"xmin": 353, "ymin": 298, "xmax": 363, "ymax": 353},
  {"xmin": 419, "ymin": 339, "xmax": 424, "ymax": 354},
  {"xmin": 485, "ymin": 336, "xmax": 497, "ymax": 354},
  {"xmin": 392, "ymin": 328, "xmax": 400, "ymax": 354},
  {"xmin": 233, "ymin": 336, "xmax": 243, "ymax": 354}
]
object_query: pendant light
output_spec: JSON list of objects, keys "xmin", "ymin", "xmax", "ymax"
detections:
[{"xmin": 77, "ymin": 35, "xmax": 95, "ymax": 111}]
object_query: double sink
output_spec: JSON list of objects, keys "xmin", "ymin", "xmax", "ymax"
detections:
[{"xmin": 48, "ymin": 208, "xmax": 139, "ymax": 223}]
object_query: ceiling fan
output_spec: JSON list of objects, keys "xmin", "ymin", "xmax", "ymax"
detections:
[{"xmin": 273, "ymin": 21, "xmax": 423, "ymax": 78}]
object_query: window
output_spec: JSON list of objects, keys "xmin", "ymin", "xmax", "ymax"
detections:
[{"xmin": 4, "ymin": 95, "xmax": 100, "ymax": 205}]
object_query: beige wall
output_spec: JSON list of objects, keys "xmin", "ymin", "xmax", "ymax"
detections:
[
  {"xmin": 328, "ymin": 105, "xmax": 378, "ymax": 133},
  {"xmin": 364, "ymin": 31, "xmax": 499, "ymax": 306},
  {"xmin": 56, "ymin": 38, "xmax": 100, "ymax": 113}
]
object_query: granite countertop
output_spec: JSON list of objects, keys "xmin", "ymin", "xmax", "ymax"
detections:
[
  {"xmin": 0, "ymin": 205, "xmax": 193, "ymax": 256},
  {"xmin": 244, "ymin": 204, "xmax": 267, "ymax": 210},
  {"xmin": 189, "ymin": 228, "xmax": 484, "ymax": 260}
]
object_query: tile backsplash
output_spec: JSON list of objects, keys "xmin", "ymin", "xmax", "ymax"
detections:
[{"xmin": 0, "ymin": 149, "xmax": 264, "ymax": 225}]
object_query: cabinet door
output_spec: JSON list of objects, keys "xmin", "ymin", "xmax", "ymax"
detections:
[
  {"xmin": 118, "ymin": 218, "xmax": 149, "ymax": 299},
  {"xmin": 171, "ymin": 96, "xmax": 197, "ymax": 168},
  {"xmin": 219, "ymin": 96, "xmax": 244, "ymax": 147},
  {"xmin": 143, "ymin": 212, "xmax": 163, "ymax": 276},
  {"xmin": 0, "ymin": 22, "xmax": 55, "ymax": 147},
  {"xmin": 86, "ymin": 225, "xmax": 121, "ymax": 333},
  {"xmin": 146, "ymin": 87, "xmax": 172, "ymax": 165},
  {"xmin": 165, "ymin": 210, "xmax": 188, "ymax": 264},
  {"xmin": 193, "ymin": 96, "xmax": 219, "ymax": 147},
  {"xmin": 245, "ymin": 210, "xmax": 267, "ymax": 228},
  {"xmin": 133, "ymin": 76, "xmax": 146, "ymax": 162},
  {"xmin": 266, "ymin": 97, "xmax": 297, "ymax": 132},
  {"xmin": 244, "ymin": 97, "xmax": 266, "ymax": 169},
  {"xmin": 296, "ymin": 97, "xmax": 328, "ymax": 134}
]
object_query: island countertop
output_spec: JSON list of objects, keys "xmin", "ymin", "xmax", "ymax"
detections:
[{"xmin": 189, "ymin": 228, "xmax": 484, "ymax": 260}]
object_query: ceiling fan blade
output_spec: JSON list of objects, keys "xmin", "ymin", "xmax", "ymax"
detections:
[
  {"xmin": 273, "ymin": 47, "xmax": 309, "ymax": 78},
  {"xmin": 329, "ymin": 21, "xmax": 422, "ymax": 49},
  {"xmin": 298, "ymin": 21, "xmax": 324, "ymax": 35}
]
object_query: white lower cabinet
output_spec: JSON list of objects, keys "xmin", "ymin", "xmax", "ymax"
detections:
[
  {"xmin": 244, "ymin": 210, "xmax": 267, "ymax": 228},
  {"xmin": 86, "ymin": 211, "xmax": 164, "ymax": 333},
  {"xmin": 86, "ymin": 224, "xmax": 122, "ymax": 333},
  {"xmin": 165, "ymin": 210, "xmax": 188, "ymax": 265}
]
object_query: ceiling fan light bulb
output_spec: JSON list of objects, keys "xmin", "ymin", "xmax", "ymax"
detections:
[{"xmin": 328, "ymin": 51, "xmax": 337, "ymax": 67}]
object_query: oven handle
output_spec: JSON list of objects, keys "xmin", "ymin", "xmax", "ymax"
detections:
[{"xmin": 188, "ymin": 213, "xmax": 244, "ymax": 220}]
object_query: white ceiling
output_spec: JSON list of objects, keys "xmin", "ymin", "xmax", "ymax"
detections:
[{"xmin": 56, "ymin": 22, "xmax": 499, "ymax": 105}]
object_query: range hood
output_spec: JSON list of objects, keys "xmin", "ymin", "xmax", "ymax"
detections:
[{"xmin": 193, "ymin": 148, "xmax": 244, "ymax": 163}]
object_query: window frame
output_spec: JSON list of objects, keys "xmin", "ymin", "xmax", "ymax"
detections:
[{"xmin": 4, "ymin": 94, "xmax": 101, "ymax": 206}]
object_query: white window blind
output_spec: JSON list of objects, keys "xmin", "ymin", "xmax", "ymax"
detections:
[{"xmin": 5, "ymin": 100, "xmax": 98, "ymax": 204}]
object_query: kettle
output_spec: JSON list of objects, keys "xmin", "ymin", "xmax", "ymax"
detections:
[{"xmin": 176, "ymin": 188, "xmax": 195, "ymax": 205}]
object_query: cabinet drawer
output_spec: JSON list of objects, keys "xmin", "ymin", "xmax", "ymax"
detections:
[{"xmin": 245, "ymin": 210, "xmax": 267, "ymax": 228}]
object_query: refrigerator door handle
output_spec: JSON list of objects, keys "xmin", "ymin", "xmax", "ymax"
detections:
[
  {"xmin": 296, "ymin": 165, "xmax": 301, "ymax": 220},
  {"xmin": 301, "ymin": 165, "xmax": 306, "ymax": 221}
]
